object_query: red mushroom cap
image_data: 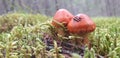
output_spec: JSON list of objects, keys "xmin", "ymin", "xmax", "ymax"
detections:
[
  {"xmin": 52, "ymin": 9, "xmax": 74, "ymax": 28},
  {"xmin": 67, "ymin": 14, "xmax": 96, "ymax": 34}
]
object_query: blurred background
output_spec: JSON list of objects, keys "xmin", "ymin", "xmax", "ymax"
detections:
[{"xmin": 0, "ymin": 0, "xmax": 119, "ymax": 17}]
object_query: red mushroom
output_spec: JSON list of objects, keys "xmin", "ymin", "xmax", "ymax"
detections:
[
  {"xmin": 52, "ymin": 9, "xmax": 74, "ymax": 28},
  {"xmin": 52, "ymin": 9, "xmax": 74, "ymax": 36},
  {"xmin": 67, "ymin": 14, "xmax": 96, "ymax": 45}
]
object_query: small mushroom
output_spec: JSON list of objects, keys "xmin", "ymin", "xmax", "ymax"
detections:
[
  {"xmin": 67, "ymin": 14, "xmax": 96, "ymax": 45},
  {"xmin": 52, "ymin": 9, "xmax": 74, "ymax": 36},
  {"xmin": 52, "ymin": 9, "xmax": 74, "ymax": 28},
  {"xmin": 67, "ymin": 14, "xmax": 96, "ymax": 34}
]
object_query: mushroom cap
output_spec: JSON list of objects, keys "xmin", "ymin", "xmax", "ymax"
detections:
[
  {"xmin": 52, "ymin": 9, "xmax": 74, "ymax": 27},
  {"xmin": 67, "ymin": 14, "xmax": 96, "ymax": 34}
]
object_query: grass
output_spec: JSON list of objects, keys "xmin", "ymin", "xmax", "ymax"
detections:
[
  {"xmin": 0, "ymin": 13, "xmax": 120, "ymax": 58},
  {"xmin": 89, "ymin": 17, "xmax": 120, "ymax": 58},
  {"xmin": 0, "ymin": 13, "xmax": 50, "ymax": 32}
]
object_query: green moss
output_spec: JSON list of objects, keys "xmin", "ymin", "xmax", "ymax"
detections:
[
  {"xmin": 0, "ymin": 13, "xmax": 120, "ymax": 58},
  {"xmin": 0, "ymin": 13, "xmax": 50, "ymax": 32}
]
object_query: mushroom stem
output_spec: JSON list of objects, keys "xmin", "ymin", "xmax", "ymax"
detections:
[{"xmin": 83, "ymin": 36, "xmax": 92, "ymax": 50}]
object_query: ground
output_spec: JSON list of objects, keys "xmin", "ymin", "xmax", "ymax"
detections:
[{"xmin": 0, "ymin": 13, "xmax": 120, "ymax": 58}]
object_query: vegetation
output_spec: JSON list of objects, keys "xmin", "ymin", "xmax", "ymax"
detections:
[{"xmin": 0, "ymin": 13, "xmax": 120, "ymax": 58}]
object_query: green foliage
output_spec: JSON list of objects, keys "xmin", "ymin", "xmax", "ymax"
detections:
[
  {"xmin": 89, "ymin": 17, "xmax": 120, "ymax": 57},
  {"xmin": 0, "ymin": 13, "xmax": 50, "ymax": 32},
  {"xmin": 0, "ymin": 14, "xmax": 120, "ymax": 58}
]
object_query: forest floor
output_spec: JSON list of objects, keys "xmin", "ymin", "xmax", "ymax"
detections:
[{"xmin": 0, "ymin": 13, "xmax": 120, "ymax": 58}]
